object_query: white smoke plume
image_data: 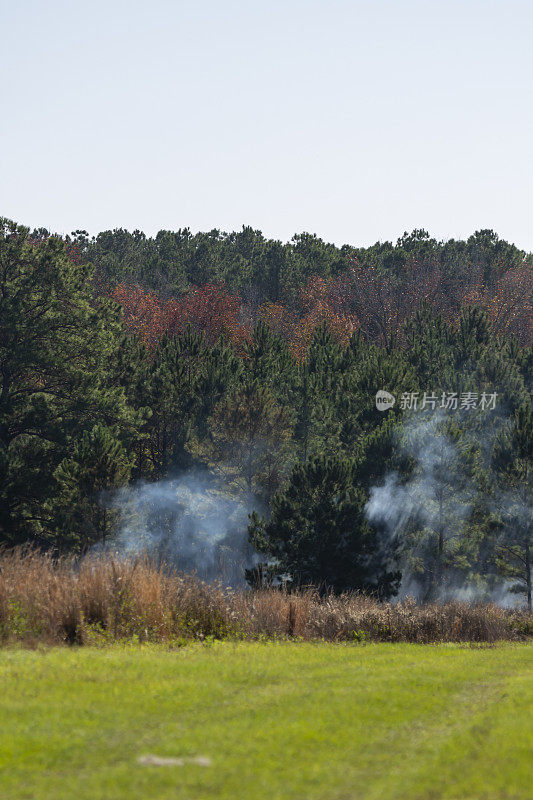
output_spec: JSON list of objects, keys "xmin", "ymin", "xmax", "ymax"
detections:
[
  {"xmin": 108, "ymin": 471, "xmax": 260, "ymax": 586},
  {"xmin": 365, "ymin": 409, "xmax": 525, "ymax": 606}
]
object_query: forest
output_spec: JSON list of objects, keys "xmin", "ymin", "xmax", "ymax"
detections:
[{"xmin": 1, "ymin": 218, "xmax": 531, "ymax": 606}]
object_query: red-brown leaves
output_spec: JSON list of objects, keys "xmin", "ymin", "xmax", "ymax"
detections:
[
  {"xmin": 464, "ymin": 263, "xmax": 532, "ymax": 345},
  {"xmin": 108, "ymin": 282, "xmax": 250, "ymax": 349},
  {"xmin": 108, "ymin": 284, "xmax": 173, "ymax": 347},
  {"xmin": 107, "ymin": 259, "xmax": 531, "ymax": 354},
  {"xmin": 171, "ymin": 283, "xmax": 249, "ymax": 346}
]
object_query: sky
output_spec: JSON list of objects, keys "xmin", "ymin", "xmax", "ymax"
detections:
[{"xmin": 2, "ymin": 0, "xmax": 533, "ymax": 251}]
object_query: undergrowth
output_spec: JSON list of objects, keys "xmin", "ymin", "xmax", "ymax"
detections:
[{"xmin": 0, "ymin": 548, "xmax": 530, "ymax": 646}]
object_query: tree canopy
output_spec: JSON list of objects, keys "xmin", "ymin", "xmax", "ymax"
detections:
[{"xmin": 1, "ymin": 218, "xmax": 531, "ymax": 605}]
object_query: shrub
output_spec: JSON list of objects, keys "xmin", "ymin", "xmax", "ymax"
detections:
[{"xmin": 0, "ymin": 547, "xmax": 529, "ymax": 646}]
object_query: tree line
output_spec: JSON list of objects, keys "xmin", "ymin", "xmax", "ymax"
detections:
[{"xmin": 1, "ymin": 218, "xmax": 531, "ymax": 605}]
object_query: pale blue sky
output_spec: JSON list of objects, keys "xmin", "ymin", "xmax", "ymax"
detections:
[{"xmin": 2, "ymin": 0, "xmax": 532, "ymax": 250}]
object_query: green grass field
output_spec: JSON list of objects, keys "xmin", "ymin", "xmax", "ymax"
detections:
[{"xmin": 0, "ymin": 642, "xmax": 531, "ymax": 800}]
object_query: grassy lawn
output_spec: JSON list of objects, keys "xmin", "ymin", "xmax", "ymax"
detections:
[{"xmin": 0, "ymin": 642, "xmax": 531, "ymax": 800}]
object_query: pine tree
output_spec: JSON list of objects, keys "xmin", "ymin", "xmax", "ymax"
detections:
[
  {"xmin": 206, "ymin": 381, "xmax": 293, "ymax": 497},
  {"xmin": 493, "ymin": 402, "xmax": 533, "ymax": 608},
  {"xmin": 242, "ymin": 322, "xmax": 295, "ymax": 404},
  {"xmin": 0, "ymin": 219, "xmax": 141, "ymax": 547},
  {"xmin": 292, "ymin": 325, "xmax": 344, "ymax": 459},
  {"xmin": 249, "ymin": 454, "xmax": 400, "ymax": 595},
  {"xmin": 387, "ymin": 412, "xmax": 482, "ymax": 602},
  {"xmin": 403, "ymin": 305, "xmax": 454, "ymax": 387},
  {"xmin": 53, "ymin": 424, "xmax": 131, "ymax": 549}
]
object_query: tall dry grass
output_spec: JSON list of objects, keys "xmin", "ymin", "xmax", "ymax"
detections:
[{"xmin": 0, "ymin": 548, "xmax": 530, "ymax": 646}]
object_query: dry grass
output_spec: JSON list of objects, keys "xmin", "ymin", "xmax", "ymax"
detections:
[{"xmin": 0, "ymin": 548, "xmax": 530, "ymax": 646}]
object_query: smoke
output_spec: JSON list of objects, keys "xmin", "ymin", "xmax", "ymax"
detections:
[
  {"xmin": 364, "ymin": 409, "xmax": 526, "ymax": 606},
  {"xmin": 366, "ymin": 411, "xmax": 474, "ymax": 537},
  {"xmin": 107, "ymin": 471, "xmax": 260, "ymax": 586}
]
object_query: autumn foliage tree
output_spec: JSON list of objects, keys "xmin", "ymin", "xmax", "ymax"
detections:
[
  {"xmin": 464, "ymin": 264, "xmax": 532, "ymax": 345},
  {"xmin": 171, "ymin": 283, "xmax": 249, "ymax": 346},
  {"xmin": 257, "ymin": 275, "xmax": 357, "ymax": 360},
  {"xmin": 109, "ymin": 282, "xmax": 251, "ymax": 350},
  {"xmin": 108, "ymin": 283, "xmax": 173, "ymax": 348}
]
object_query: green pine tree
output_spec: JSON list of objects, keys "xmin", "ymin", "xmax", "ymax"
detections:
[
  {"xmin": 492, "ymin": 402, "xmax": 533, "ymax": 608},
  {"xmin": 249, "ymin": 454, "xmax": 400, "ymax": 595},
  {"xmin": 0, "ymin": 219, "xmax": 141, "ymax": 548}
]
